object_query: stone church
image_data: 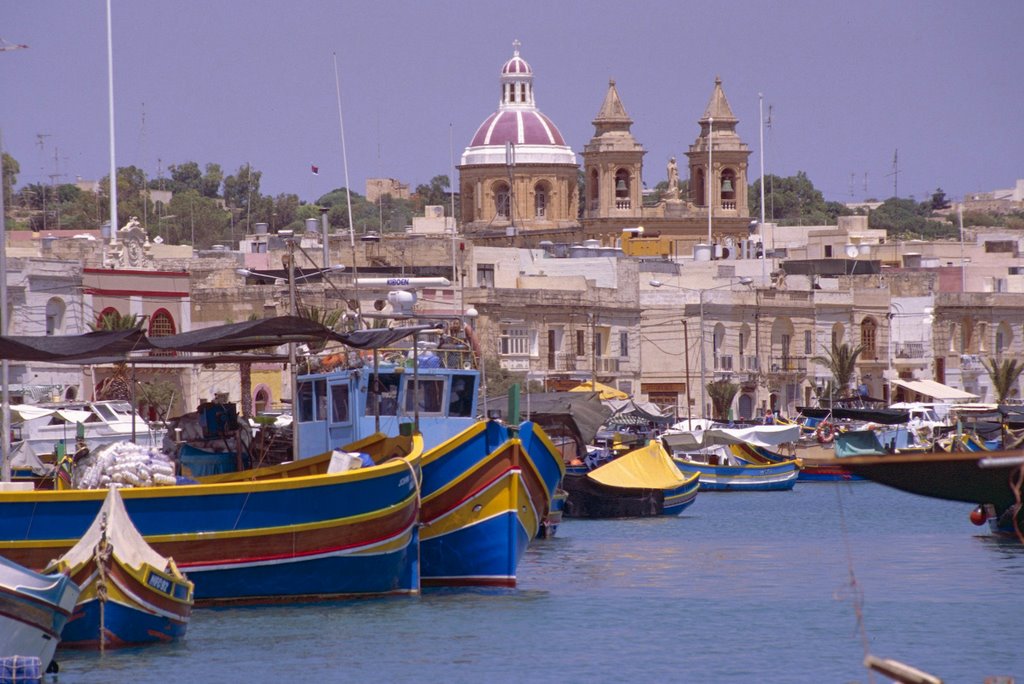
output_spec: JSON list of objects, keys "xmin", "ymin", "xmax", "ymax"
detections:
[{"xmin": 459, "ymin": 42, "xmax": 755, "ymax": 253}]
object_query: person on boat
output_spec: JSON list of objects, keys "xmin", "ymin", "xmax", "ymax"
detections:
[{"xmin": 763, "ymin": 408, "xmax": 774, "ymax": 425}]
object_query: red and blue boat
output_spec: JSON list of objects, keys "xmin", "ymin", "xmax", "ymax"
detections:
[
  {"xmin": 0, "ymin": 433, "xmax": 423, "ymax": 606},
  {"xmin": 419, "ymin": 420, "xmax": 564, "ymax": 587}
]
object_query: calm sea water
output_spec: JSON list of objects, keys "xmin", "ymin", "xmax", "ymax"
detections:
[{"xmin": 56, "ymin": 483, "xmax": 1023, "ymax": 683}]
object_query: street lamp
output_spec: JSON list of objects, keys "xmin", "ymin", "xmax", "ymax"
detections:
[{"xmin": 650, "ymin": 276, "xmax": 753, "ymax": 422}]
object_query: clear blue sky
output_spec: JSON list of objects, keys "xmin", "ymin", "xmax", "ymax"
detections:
[{"xmin": 4, "ymin": 1, "xmax": 1022, "ymax": 207}]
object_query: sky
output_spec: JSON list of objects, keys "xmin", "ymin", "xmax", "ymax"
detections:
[{"xmin": 3, "ymin": 1, "xmax": 1023, "ymax": 208}]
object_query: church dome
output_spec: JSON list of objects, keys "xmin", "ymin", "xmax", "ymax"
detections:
[{"xmin": 461, "ymin": 41, "xmax": 576, "ymax": 167}]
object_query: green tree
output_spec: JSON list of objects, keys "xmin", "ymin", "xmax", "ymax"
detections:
[
  {"xmin": 200, "ymin": 163, "xmax": 223, "ymax": 198},
  {"xmin": 223, "ymin": 163, "xmax": 263, "ymax": 227},
  {"xmin": 982, "ymin": 358, "xmax": 1024, "ymax": 404},
  {"xmin": 706, "ymin": 379, "xmax": 740, "ymax": 421},
  {"xmin": 168, "ymin": 161, "xmax": 203, "ymax": 194},
  {"xmin": 414, "ymin": 175, "xmax": 452, "ymax": 209},
  {"xmin": 811, "ymin": 341, "xmax": 864, "ymax": 398},
  {"xmin": 748, "ymin": 171, "xmax": 845, "ymax": 225},
  {"xmin": 163, "ymin": 190, "xmax": 232, "ymax": 247},
  {"xmin": 2, "ymin": 152, "xmax": 19, "ymax": 214}
]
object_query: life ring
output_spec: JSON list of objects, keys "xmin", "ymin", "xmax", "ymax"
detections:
[{"xmin": 816, "ymin": 422, "xmax": 835, "ymax": 444}]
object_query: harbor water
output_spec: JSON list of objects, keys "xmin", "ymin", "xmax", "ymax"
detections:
[{"xmin": 57, "ymin": 482, "xmax": 1023, "ymax": 682}]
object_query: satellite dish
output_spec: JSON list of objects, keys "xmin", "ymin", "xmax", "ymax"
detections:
[{"xmin": 845, "ymin": 244, "xmax": 859, "ymax": 259}]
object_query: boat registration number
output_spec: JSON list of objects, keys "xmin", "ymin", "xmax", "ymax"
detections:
[{"xmin": 147, "ymin": 572, "xmax": 172, "ymax": 594}]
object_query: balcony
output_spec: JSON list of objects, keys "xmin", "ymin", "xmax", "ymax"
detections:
[
  {"xmin": 550, "ymin": 351, "xmax": 577, "ymax": 372},
  {"xmin": 741, "ymin": 355, "xmax": 759, "ymax": 372},
  {"xmin": 614, "ymin": 199, "xmax": 631, "ymax": 210},
  {"xmin": 714, "ymin": 355, "xmax": 734, "ymax": 371},
  {"xmin": 596, "ymin": 357, "xmax": 620, "ymax": 373},
  {"xmin": 894, "ymin": 342, "xmax": 927, "ymax": 359},
  {"xmin": 768, "ymin": 356, "xmax": 807, "ymax": 375}
]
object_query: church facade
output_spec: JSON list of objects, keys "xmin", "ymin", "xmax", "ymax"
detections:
[{"xmin": 458, "ymin": 43, "xmax": 754, "ymax": 253}]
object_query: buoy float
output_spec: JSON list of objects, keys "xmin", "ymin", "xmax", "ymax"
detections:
[
  {"xmin": 815, "ymin": 422, "xmax": 835, "ymax": 444},
  {"xmin": 969, "ymin": 505, "xmax": 988, "ymax": 526}
]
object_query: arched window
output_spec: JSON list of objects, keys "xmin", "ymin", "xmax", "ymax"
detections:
[
  {"xmin": 148, "ymin": 309, "xmax": 177, "ymax": 357},
  {"xmin": 534, "ymin": 181, "xmax": 549, "ymax": 218},
  {"xmin": 148, "ymin": 309, "xmax": 176, "ymax": 337},
  {"xmin": 720, "ymin": 169, "xmax": 737, "ymax": 200},
  {"xmin": 45, "ymin": 297, "xmax": 66, "ymax": 336},
  {"xmin": 860, "ymin": 317, "xmax": 878, "ymax": 360},
  {"xmin": 996, "ymin": 321, "xmax": 1013, "ymax": 357},
  {"xmin": 254, "ymin": 385, "xmax": 271, "ymax": 415},
  {"xmin": 694, "ymin": 168, "xmax": 706, "ymax": 206},
  {"xmin": 494, "ymin": 182, "xmax": 510, "ymax": 218},
  {"xmin": 588, "ymin": 168, "xmax": 599, "ymax": 213},
  {"xmin": 95, "ymin": 307, "xmax": 120, "ymax": 329}
]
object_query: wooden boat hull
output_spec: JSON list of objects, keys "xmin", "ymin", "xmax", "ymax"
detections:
[
  {"xmin": 672, "ymin": 458, "xmax": 799, "ymax": 491},
  {"xmin": 0, "ymin": 435, "xmax": 423, "ymax": 606},
  {"xmin": 562, "ymin": 473, "xmax": 699, "ymax": 518},
  {"xmin": 0, "ymin": 556, "xmax": 80, "ymax": 667},
  {"xmin": 419, "ymin": 421, "xmax": 563, "ymax": 587},
  {"xmin": 538, "ymin": 489, "xmax": 567, "ymax": 538},
  {"xmin": 797, "ymin": 461, "xmax": 864, "ymax": 482},
  {"xmin": 61, "ymin": 557, "xmax": 192, "ymax": 649}
]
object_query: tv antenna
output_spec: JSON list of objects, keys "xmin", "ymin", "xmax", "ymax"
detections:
[{"xmin": 885, "ymin": 148, "xmax": 899, "ymax": 198}]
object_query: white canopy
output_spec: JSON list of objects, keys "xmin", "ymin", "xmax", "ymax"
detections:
[
  {"xmin": 662, "ymin": 424, "xmax": 801, "ymax": 451},
  {"xmin": 891, "ymin": 378, "xmax": 978, "ymax": 401}
]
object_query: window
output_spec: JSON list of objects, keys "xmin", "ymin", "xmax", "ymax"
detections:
[
  {"xmin": 368, "ymin": 374, "xmax": 401, "ymax": 416},
  {"xmin": 861, "ymin": 318, "xmax": 878, "ymax": 360},
  {"xmin": 494, "ymin": 183, "xmax": 510, "ymax": 218},
  {"xmin": 825, "ymin": 245, "xmax": 833, "ymax": 258},
  {"xmin": 330, "ymin": 384, "xmax": 350, "ymax": 423},
  {"xmin": 149, "ymin": 309, "xmax": 176, "ymax": 337},
  {"xmin": 804, "ymin": 330, "xmax": 812, "ymax": 355},
  {"xmin": 477, "ymin": 264, "xmax": 495, "ymax": 288},
  {"xmin": 500, "ymin": 327, "xmax": 533, "ymax": 356},
  {"xmin": 534, "ymin": 183, "xmax": 548, "ymax": 218},
  {"xmin": 296, "ymin": 380, "xmax": 326, "ymax": 423},
  {"xmin": 449, "ymin": 375, "xmax": 474, "ymax": 417},
  {"xmin": 619, "ymin": 331, "xmax": 629, "ymax": 358},
  {"xmin": 594, "ymin": 330, "xmax": 605, "ymax": 358},
  {"xmin": 405, "ymin": 378, "xmax": 444, "ymax": 414},
  {"xmin": 45, "ymin": 298, "xmax": 65, "ymax": 336},
  {"xmin": 576, "ymin": 329, "xmax": 586, "ymax": 357}
]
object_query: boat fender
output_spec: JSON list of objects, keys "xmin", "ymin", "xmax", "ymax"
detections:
[{"xmin": 969, "ymin": 505, "xmax": 988, "ymax": 526}]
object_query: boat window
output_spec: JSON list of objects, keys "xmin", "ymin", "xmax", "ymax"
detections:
[
  {"xmin": 94, "ymin": 404, "xmax": 118, "ymax": 422},
  {"xmin": 330, "ymin": 383, "xmax": 350, "ymax": 424},
  {"xmin": 368, "ymin": 374, "xmax": 401, "ymax": 416},
  {"xmin": 449, "ymin": 374, "xmax": 475, "ymax": 417},
  {"xmin": 297, "ymin": 381, "xmax": 315, "ymax": 422},
  {"xmin": 405, "ymin": 378, "xmax": 444, "ymax": 414}
]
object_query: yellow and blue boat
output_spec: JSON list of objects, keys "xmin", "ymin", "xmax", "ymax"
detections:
[
  {"xmin": 47, "ymin": 487, "xmax": 193, "ymax": 648},
  {"xmin": 0, "ymin": 552, "xmax": 80, "ymax": 669},
  {"xmin": 563, "ymin": 440, "xmax": 701, "ymax": 517},
  {"xmin": 419, "ymin": 420, "xmax": 564, "ymax": 587},
  {"xmin": 0, "ymin": 433, "xmax": 422, "ymax": 606}
]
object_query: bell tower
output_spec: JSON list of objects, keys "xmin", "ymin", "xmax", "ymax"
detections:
[
  {"xmin": 685, "ymin": 77, "xmax": 751, "ymax": 219},
  {"xmin": 582, "ymin": 79, "xmax": 645, "ymax": 220}
]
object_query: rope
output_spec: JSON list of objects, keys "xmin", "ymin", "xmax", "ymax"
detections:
[
  {"xmin": 833, "ymin": 485, "xmax": 876, "ymax": 684},
  {"xmin": 93, "ymin": 512, "xmax": 112, "ymax": 654},
  {"xmin": 1011, "ymin": 464, "xmax": 1024, "ymax": 545}
]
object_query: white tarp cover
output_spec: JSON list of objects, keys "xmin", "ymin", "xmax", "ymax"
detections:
[
  {"xmin": 662, "ymin": 424, "xmax": 801, "ymax": 451},
  {"xmin": 49, "ymin": 487, "xmax": 170, "ymax": 572},
  {"xmin": 891, "ymin": 378, "xmax": 978, "ymax": 401}
]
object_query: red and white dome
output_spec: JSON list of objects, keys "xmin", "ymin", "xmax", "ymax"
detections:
[{"xmin": 462, "ymin": 41, "xmax": 576, "ymax": 167}]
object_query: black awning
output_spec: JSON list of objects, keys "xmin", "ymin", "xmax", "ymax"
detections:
[{"xmin": 0, "ymin": 329, "xmax": 151, "ymax": 362}]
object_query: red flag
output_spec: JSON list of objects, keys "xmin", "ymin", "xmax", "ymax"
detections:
[{"xmin": 311, "ymin": 164, "xmax": 319, "ymax": 175}]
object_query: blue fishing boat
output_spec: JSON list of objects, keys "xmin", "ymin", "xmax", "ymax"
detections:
[
  {"xmin": 418, "ymin": 420, "xmax": 564, "ymax": 586},
  {"xmin": 662, "ymin": 424, "xmax": 801, "ymax": 491},
  {"xmin": 0, "ymin": 432, "xmax": 422, "ymax": 606},
  {"xmin": 563, "ymin": 440, "xmax": 701, "ymax": 517},
  {"xmin": 0, "ymin": 550, "xmax": 80, "ymax": 669},
  {"xmin": 46, "ymin": 487, "xmax": 193, "ymax": 649}
]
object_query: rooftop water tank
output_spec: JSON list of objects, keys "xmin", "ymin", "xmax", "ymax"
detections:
[
  {"xmin": 694, "ymin": 243, "xmax": 713, "ymax": 262},
  {"xmin": 254, "ymin": 222, "xmax": 268, "ymax": 235}
]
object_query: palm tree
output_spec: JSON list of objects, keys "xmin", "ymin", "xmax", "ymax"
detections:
[
  {"xmin": 706, "ymin": 379, "xmax": 740, "ymax": 421},
  {"xmin": 88, "ymin": 311, "xmax": 145, "ymax": 401},
  {"xmin": 811, "ymin": 341, "xmax": 863, "ymax": 401},
  {"xmin": 982, "ymin": 357, "xmax": 1024, "ymax": 404}
]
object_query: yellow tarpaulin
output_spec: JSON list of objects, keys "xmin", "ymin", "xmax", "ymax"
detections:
[
  {"xmin": 569, "ymin": 380, "xmax": 628, "ymax": 401},
  {"xmin": 588, "ymin": 441, "xmax": 690, "ymax": 489}
]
